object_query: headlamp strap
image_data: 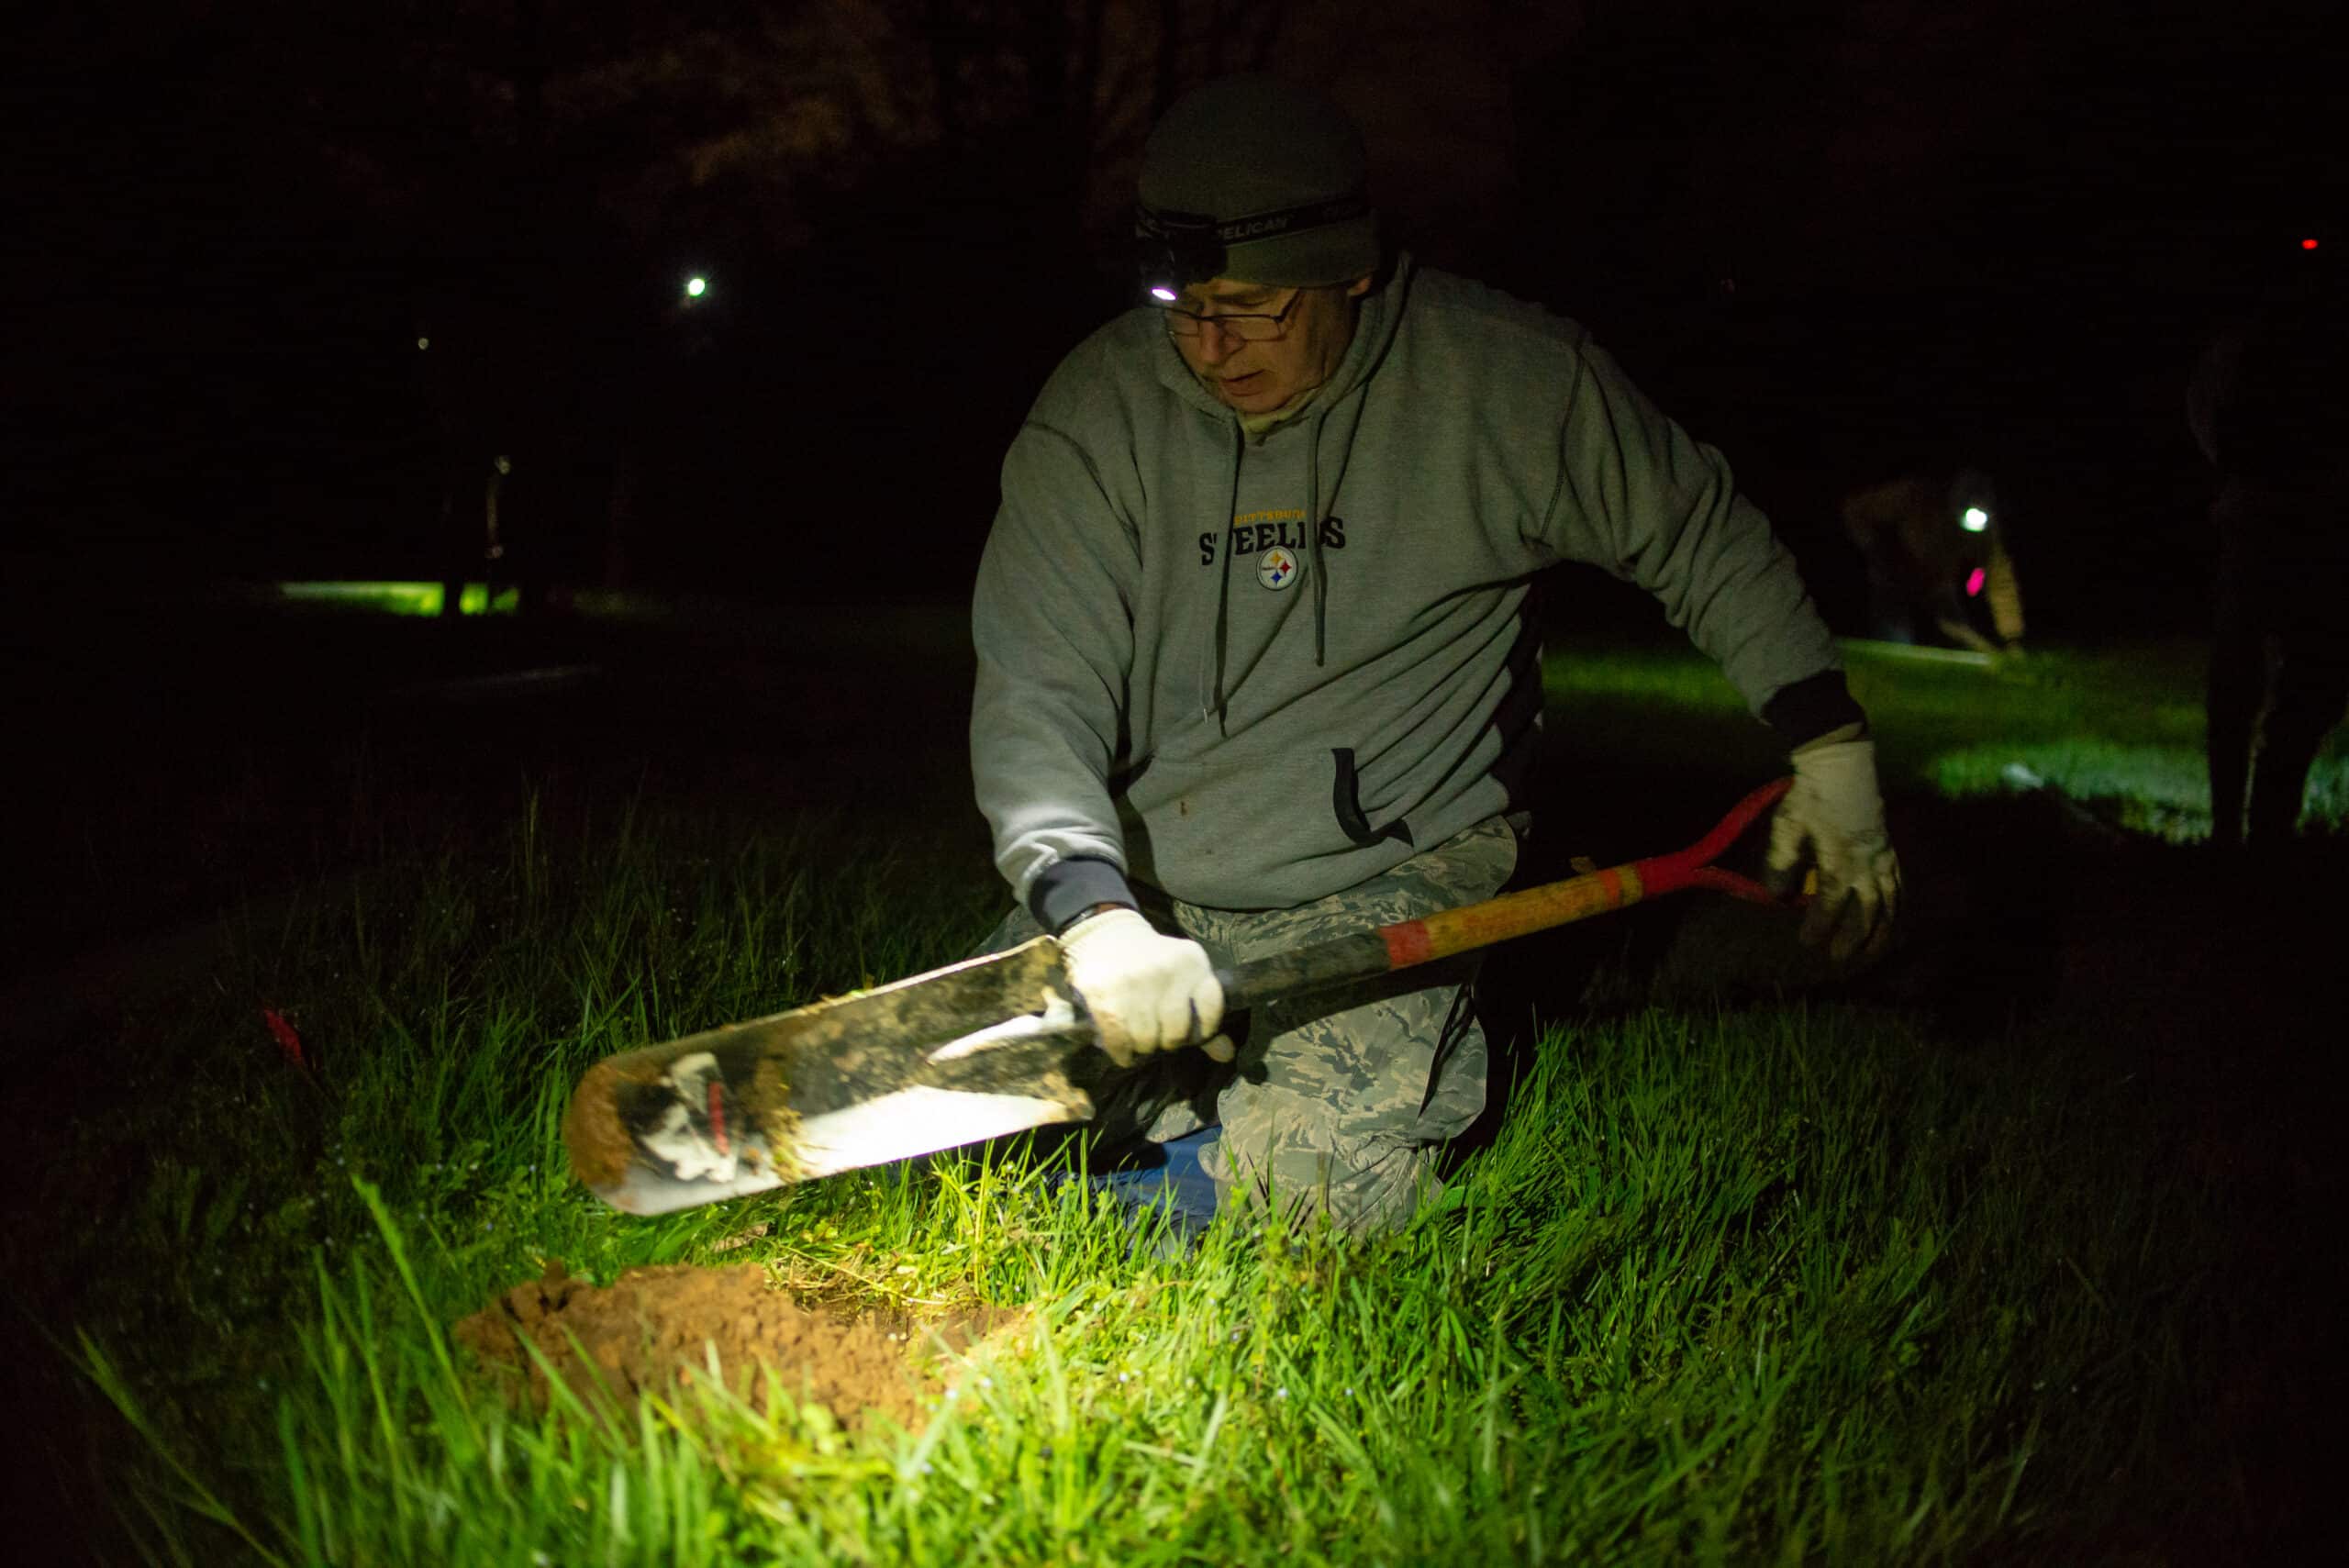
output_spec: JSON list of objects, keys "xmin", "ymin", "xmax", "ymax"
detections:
[{"xmin": 1136, "ymin": 189, "xmax": 1370, "ymax": 246}]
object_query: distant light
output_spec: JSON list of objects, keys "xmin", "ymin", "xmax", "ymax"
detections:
[
  {"xmin": 1151, "ymin": 285, "xmax": 1178, "ymax": 303},
  {"xmin": 685, "ymin": 276, "xmax": 707, "ymax": 297},
  {"xmin": 277, "ymin": 582, "xmax": 445, "ymax": 617},
  {"xmin": 2304, "ymin": 238, "xmax": 2321, "ymax": 251},
  {"xmin": 417, "ymin": 337, "xmax": 430, "ymax": 350},
  {"xmin": 275, "ymin": 581, "xmax": 526, "ymax": 617},
  {"xmin": 494, "ymin": 454, "xmax": 512, "ymax": 475},
  {"xmin": 460, "ymin": 583, "xmax": 521, "ymax": 617},
  {"xmin": 1960, "ymin": 506, "xmax": 1990, "ymax": 533},
  {"xmin": 1965, "ymin": 567, "xmax": 1987, "ymax": 597}
]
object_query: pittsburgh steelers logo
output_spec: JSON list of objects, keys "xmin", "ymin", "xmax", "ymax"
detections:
[{"xmin": 1257, "ymin": 546, "xmax": 1300, "ymax": 591}]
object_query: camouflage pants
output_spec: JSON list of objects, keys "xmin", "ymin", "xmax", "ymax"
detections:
[{"xmin": 974, "ymin": 816, "xmax": 1520, "ymax": 1235}]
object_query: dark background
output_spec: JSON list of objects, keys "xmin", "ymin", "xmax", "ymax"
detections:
[
  {"xmin": 1, "ymin": 15, "xmax": 2341, "ymax": 1558},
  {"xmin": 0, "ymin": 0, "xmax": 2338, "ymax": 632}
]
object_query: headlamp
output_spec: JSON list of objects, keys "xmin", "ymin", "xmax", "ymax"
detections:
[
  {"xmin": 1133, "ymin": 189, "xmax": 1371, "ymax": 303},
  {"xmin": 1134, "ymin": 205, "xmax": 1220, "ymax": 302}
]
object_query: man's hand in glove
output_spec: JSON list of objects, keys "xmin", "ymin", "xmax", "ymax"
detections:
[
  {"xmin": 1766, "ymin": 729, "xmax": 1903, "ymax": 964},
  {"xmin": 1057, "ymin": 907, "xmax": 1232, "ymax": 1068}
]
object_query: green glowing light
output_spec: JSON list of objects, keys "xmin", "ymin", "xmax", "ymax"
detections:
[
  {"xmin": 457, "ymin": 584, "xmax": 521, "ymax": 616},
  {"xmin": 274, "ymin": 582, "xmax": 518, "ymax": 617},
  {"xmin": 685, "ymin": 276, "xmax": 707, "ymax": 298},
  {"xmin": 1960, "ymin": 506, "xmax": 1989, "ymax": 533},
  {"xmin": 278, "ymin": 581, "xmax": 444, "ymax": 616}
]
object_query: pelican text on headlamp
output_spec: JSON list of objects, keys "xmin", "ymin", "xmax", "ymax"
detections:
[{"xmin": 1208, "ymin": 194, "xmax": 1368, "ymax": 245}]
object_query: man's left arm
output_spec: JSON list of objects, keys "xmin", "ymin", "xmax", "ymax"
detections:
[{"xmin": 1540, "ymin": 339, "xmax": 1899, "ymax": 962}]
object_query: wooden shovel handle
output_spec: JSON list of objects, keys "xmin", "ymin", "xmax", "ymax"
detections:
[{"xmin": 1215, "ymin": 777, "xmax": 1793, "ymax": 1012}]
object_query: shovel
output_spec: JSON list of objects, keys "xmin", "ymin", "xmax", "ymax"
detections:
[{"xmin": 564, "ymin": 777, "xmax": 1797, "ymax": 1215}]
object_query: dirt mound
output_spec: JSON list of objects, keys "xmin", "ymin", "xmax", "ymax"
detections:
[{"xmin": 453, "ymin": 1259, "xmax": 1008, "ymax": 1430}]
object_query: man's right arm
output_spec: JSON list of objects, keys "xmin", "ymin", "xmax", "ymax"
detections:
[
  {"xmin": 972, "ymin": 423, "xmax": 1226, "ymax": 1060},
  {"xmin": 971, "ymin": 421, "xmax": 1144, "ymax": 931}
]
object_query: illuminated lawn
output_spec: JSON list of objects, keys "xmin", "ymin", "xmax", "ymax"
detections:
[{"xmin": 36, "ymin": 635, "xmax": 2342, "ymax": 1564}]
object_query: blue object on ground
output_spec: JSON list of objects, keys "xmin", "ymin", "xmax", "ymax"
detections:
[{"xmin": 1087, "ymin": 1127, "xmax": 1221, "ymax": 1248}]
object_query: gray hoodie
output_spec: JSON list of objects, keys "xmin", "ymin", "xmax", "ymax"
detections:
[{"xmin": 972, "ymin": 254, "xmax": 1854, "ymax": 924}]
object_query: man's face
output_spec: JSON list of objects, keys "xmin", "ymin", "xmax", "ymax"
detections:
[{"xmin": 1166, "ymin": 275, "xmax": 1372, "ymax": 416}]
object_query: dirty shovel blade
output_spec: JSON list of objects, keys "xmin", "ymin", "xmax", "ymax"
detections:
[
  {"xmin": 567, "ymin": 779, "xmax": 1804, "ymax": 1218},
  {"xmin": 564, "ymin": 938, "xmax": 1097, "ymax": 1215}
]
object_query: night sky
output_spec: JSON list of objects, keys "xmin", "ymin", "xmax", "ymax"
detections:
[{"xmin": 2, "ymin": 0, "xmax": 2337, "ymax": 631}]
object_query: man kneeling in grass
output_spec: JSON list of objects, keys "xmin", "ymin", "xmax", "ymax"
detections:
[{"xmin": 969, "ymin": 75, "xmax": 1900, "ymax": 1236}]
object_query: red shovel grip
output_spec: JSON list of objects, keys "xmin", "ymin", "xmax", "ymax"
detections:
[{"xmin": 1627, "ymin": 775, "xmax": 1791, "ymax": 904}]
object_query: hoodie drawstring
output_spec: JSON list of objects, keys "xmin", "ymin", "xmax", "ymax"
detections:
[
  {"xmin": 1208, "ymin": 423, "xmax": 1243, "ymax": 730},
  {"xmin": 1209, "ymin": 402, "xmax": 1353, "ymax": 725},
  {"xmin": 1308, "ymin": 408, "xmax": 1329, "ymax": 668}
]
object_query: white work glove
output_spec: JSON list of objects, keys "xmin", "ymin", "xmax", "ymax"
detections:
[
  {"xmin": 1766, "ymin": 736, "xmax": 1903, "ymax": 964},
  {"xmin": 1056, "ymin": 908, "xmax": 1232, "ymax": 1069}
]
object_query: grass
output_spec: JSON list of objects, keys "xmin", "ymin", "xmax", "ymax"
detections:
[
  {"xmin": 20, "ymin": 631, "xmax": 2343, "ymax": 1564},
  {"xmin": 1547, "ymin": 634, "xmax": 2348, "ymax": 844}
]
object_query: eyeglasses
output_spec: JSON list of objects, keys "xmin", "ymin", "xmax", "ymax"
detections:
[{"xmin": 1159, "ymin": 289, "xmax": 1305, "ymax": 341}]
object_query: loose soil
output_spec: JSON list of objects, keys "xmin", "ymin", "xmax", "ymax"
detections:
[
  {"xmin": 562, "ymin": 1050, "xmax": 804, "ymax": 1192},
  {"xmin": 562, "ymin": 1054, "xmax": 667, "ymax": 1190},
  {"xmin": 453, "ymin": 1259, "xmax": 1014, "ymax": 1430}
]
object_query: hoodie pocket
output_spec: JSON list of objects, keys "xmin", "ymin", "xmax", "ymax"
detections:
[{"xmin": 1330, "ymin": 748, "xmax": 1417, "ymax": 850}]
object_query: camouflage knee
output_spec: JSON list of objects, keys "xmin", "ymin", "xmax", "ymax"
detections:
[
  {"xmin": 1184, "ymin": 816, "xmax": 1518, "ymax": 1233},
  {"xmin": 1201, "ymin": 976, "xmax": 1487, "ymax": 1234}
]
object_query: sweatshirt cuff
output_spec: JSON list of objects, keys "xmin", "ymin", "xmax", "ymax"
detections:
[
  {"xmin": 1028, "ymin": 856, "xmax": 1139, "ymax": 935},
  {"xmin": 1761, "ymin": 670, "xmax": 1867, "ymax": 750}
]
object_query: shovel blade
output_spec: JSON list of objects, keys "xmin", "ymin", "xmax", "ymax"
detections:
[{"xmin": 563, "ymin": 938, "xmax": 1098, "ymax": 1215}]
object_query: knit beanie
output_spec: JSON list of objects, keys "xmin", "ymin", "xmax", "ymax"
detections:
[{"xmin": 1136, "ymin": 74, "xmax": 1381, "ymax": 291}]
